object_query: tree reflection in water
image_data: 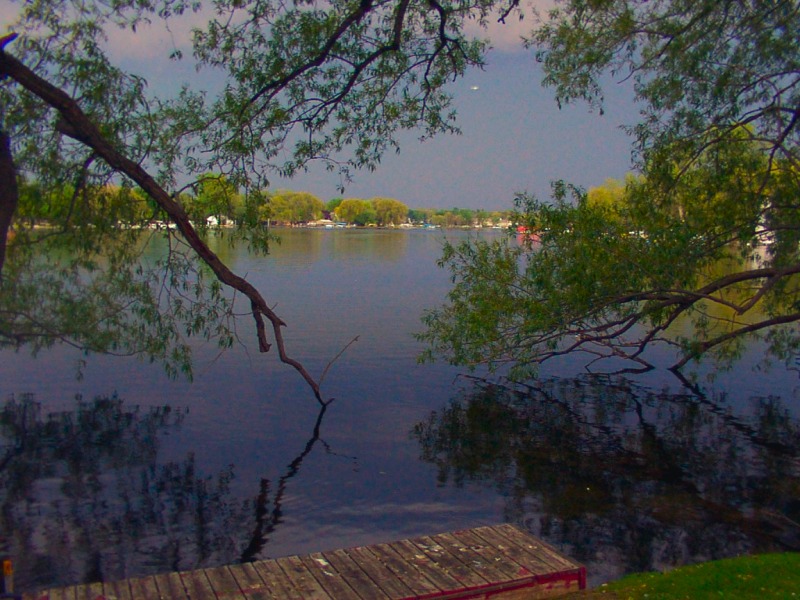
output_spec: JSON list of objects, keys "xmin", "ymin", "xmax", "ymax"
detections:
[
  {"xmin": 412, "ymin": 375, "xmax": 800, "ymax": 585},
  {"xmin": 0, "ymin": 394, "xmax": 331, "ymax": 593}
]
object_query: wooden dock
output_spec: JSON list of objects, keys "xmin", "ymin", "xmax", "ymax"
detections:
[{"xmin": 23, "ymin": 524, "xmax": 586, "ymax": 599}]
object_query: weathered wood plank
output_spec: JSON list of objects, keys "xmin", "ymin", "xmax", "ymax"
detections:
[
  {"xmin": 74, "ymin": 581, "xmax": 104, "ymax": 600},
  {"xmin": 251, "ymin": 559, "xmax": 305, "ymax": 600},
  {"xmin": 154, "ymin": 571, "xmax": 190, "ymax": 600},
  {"xmin": 411, "ymin": 535, "xmax": 490, "ymax": 589},
  {"xmin": 299, "ymin": 552, "xmax": 362, "ymax": 600},
  {"xmin": 126, "ymin": 575, "xmax": 163, "ymax": 600},
  {"xmin": 320, "ymin": 549, "xmax": 391, "ymax": 600},
  {"xmin": 483, "ymin": 525, "xmax": 586, "ymax": 595},
  {"xmin": 468, "ymin": 525, "xmax": 556, "ymax": 576},
  {"xmin": 37, "ymin": 587, "xmax": 74, "ymax": 600},
  {"xmin": 21, "ymin": 524, "xmax": 584, "ymax": 600},
  {"xmin": 384, "ymin": 538, "xmax": 463, "ymax": 592},
  {"xmin": 177, "ymin": 569, "xmax": 214, "ymax": 600},
  {"xmin": 227, "ymin": 562, "xmax": 274, "ymax": 600},
  {"xmin": 274, "ymin": 555, "xmax": 331, "ymax": 600},
  {"xmin": 341, "ymin": 545, "xmax": 417, "ymax": 599},
  {"xmin": 492, "ymin": 524, "xmax": 580, "ymax": 571},
  {"xmin": 203, "ymin": 565, "xmax": 246, "ymax": 599},
  {"xmin": 352, "ymin": 543, "xmax": 442, "ymax": 599},
  {"xmin": 103, "ymin": 577, "xmax": 135, "ymax": 600},
  {"xmin": 438, "ymin": 530, "xmax": 521, "ymax": 583}
]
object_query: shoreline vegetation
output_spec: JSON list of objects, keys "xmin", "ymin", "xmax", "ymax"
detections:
[
  {"xmin": 11, "ymin": 179, "xmax": 518, "ymax": 232},
  {"xmin": 564, "ymin": 553, "xmax": 800, "ymax": 599}
]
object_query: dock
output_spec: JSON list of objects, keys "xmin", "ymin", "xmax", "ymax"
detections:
[{"xmin": 22, "ymin": 524, "xmax": 586, "ymax": 599}]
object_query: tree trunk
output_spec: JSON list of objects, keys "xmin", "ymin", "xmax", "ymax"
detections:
[{"xmin": 0, "ymin": 129, "xmax": 19, "ymax": 282}]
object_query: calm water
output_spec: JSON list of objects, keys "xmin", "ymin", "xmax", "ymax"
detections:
[{"xmin": 1, "ymin": 228, "xmax": 799, "ymax": 593}]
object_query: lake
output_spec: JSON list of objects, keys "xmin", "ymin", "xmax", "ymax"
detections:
[{"xmin": 1, "ymin": 228, "xmax": 799, "ymax": 594}]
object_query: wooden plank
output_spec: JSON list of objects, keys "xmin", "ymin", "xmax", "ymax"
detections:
[
  {"xmin": 179, "ymin": 568, "xmax": 217, "ymax": 600},
  {"xmin": 35, "ymin": 587, "xmax": 74, "ymax": 600},
  {"xmin": 492, "ymin": 525, "xmax": 580, "ymax": 571},
  {"xmin": 410, "ymin": 535, "xmax": 490, "ymax": 589},
  {"xmin": 383, "ymin": 538, "xmax": 463, "ymax": 592},
  {"xmin": 352, "ymin": 543, "xmax": 443, "ymax": 599},
  {"xmin": 22, "ymin": 525, "xmax": 584, "ymax": 600},
  {"xmin": 468, "ymin": 526, "xmax": 555, "ymax": 576},
  {"xmin": 439, "ymin": 530, "xmax": 521, "ymax": 583},
  {"xmin": 251, "ymin": 558, "xmax": 306, "ymax": 600},
  {"xmin": 484, "ymin": 525, "xmax": 586, "ymax": 594},
  {"xmin": 126, "ymin": 575, "xmax": 163, "ymax": 600},
  {"xmin": 104, "ymin": 577, "xmax": 135, "ymax": 600},
  {"xmin": 203, "ymin": 565, "xmax": 245, "ymax": 599},
  {"xmin": 299, "ymin": 553, "xmax": 362, "ymax": 600},
  {"xmin": 341, "ymin": 546, "xmax": 417, "ymax": 600},
  {"xmin": 74, "ymin": 581, "xmax": 104, "ymax": 600},
  {"xmin": 320, "ymin": 549, "xmax": 392, "ymax": 600},
  {"xmin": 228, "ymin": 562, "xmax": 274, "ymax": 600},
  {"xmin": 154, "ymin": 571, "xmax": 190, "ymax": 599},
  {"xmin": 274, "ymin": 555, "xmax": 331, "ymax": 600}
]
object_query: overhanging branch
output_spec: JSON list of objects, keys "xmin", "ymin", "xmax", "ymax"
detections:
[{"xmin": 0, "ymin": 43, "xmax": 329, "ymax": 405}]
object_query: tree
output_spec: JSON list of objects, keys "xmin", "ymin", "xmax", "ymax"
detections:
[
  {"xmin": 325, "ymin": 197, "xmax": 344, "ymax": 215},
  {"xmin": 408, "ymin": 208, "xmax": 433, "ymax": 224},
  {"xmin": 420, "ymin": 0, "xmax": 800, "ymax": 377},
  {"xmin": 586, "ymin": 177, "xmax": 628, "ymax": 220},
  {"xmin": 0, "ymin": 0, "xmax": 520, "ymax": 401},
  {"xmin": 371, "ymin": 196, "xmax": 409, "ymax": 226},
  {"xmin": 336, "ymin": 198, "xmax": 376, "ymax": 226},
  {"xmin": 190, "ymin": 174, "xmax": 241, "ymax": 225},
  {"xmin": 268, "ymin": 190, "xmax": 325, "ymax": 225}
]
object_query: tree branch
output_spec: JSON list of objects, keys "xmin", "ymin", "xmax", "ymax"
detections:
[{"xmin": 0, "ymin": 45, "xmax": 328, "ymax": 405}]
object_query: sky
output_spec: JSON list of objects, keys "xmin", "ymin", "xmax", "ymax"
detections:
[{"xmin": 1, "ymin": 0, "xmax": 638, "ymax": 211}]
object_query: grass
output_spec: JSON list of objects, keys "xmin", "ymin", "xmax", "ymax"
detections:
[{"xmin": 561, "ymin": 553, "xmax": 800, "ymax": 599}]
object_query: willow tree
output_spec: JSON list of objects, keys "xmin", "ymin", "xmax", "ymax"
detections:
[
  {"xmin": 420, "ymin": 0, "xmax": 800, "ymax": 377},
  {"xmin": 0, "ymin": 0, "xmax": 522, "ymax": 402}
]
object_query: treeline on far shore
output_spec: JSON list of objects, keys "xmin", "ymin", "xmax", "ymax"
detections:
[{"xmin": 13, "ymin": 177, "xmax": 515, "ymax": 230}]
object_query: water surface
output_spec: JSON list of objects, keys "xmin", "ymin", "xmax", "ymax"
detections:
[{"xmin": 1, "ymin": 228, "xmax": 798, "ymax": 592}]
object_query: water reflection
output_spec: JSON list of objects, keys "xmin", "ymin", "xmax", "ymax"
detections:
[
  {"xmin": 412, "ymin": 374, "xmax": 800, "ymax": 584},
  {"xmin": 239, "ymin": 402, "xmax": 336, "ymax": 563},
  {"xmin": 0, "ymin": 394, "xmax": 334, "ymax": 593}
]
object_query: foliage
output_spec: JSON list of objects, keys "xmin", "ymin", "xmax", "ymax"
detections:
[
  {"xmin": 0, "ymin": 0, "xmax": 523, "ymax": 397},
  {"xmin": 371, "ymin": 196, "xmax": 409, "ymax": 226},
  {"xmin": 325, "ymin": 197, "xmax": 344, "ymax": 213},
  {"xmin": 336, "ymin": 197, "xmax": 377, "ymax": 225},
  {"xmin": 189, "ymin": 174, "xmax": 240, "ymax": 225},
  {"xmin": 268, "ymin": 189, "xmax": 325, "ymax": 225},
  {"xmin": 421, "ymin": 0, "xmax": 800, "ymax": 376}
]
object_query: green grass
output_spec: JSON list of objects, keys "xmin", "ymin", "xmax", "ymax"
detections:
[{"xmin": 567, "ymin": 553, "xmax": 800, "ymax": 599}]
